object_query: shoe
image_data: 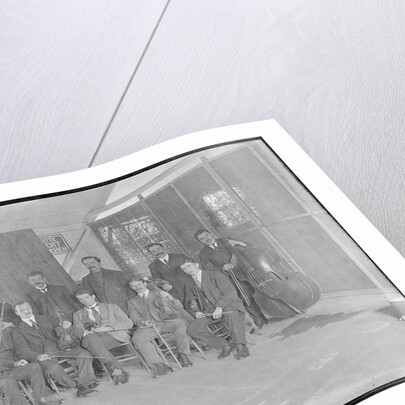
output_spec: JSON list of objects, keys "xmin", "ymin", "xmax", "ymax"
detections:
[
  {"xmin": 218, "ymin": 342, "xmax": 234, "ymax": 359},
  {"xmin": 88, "ymin": 380, "xmax": 99, "ymax": 390},
  {"xmin": 76, "ymin": 385, "xmax": 98, "ymax": 398},
  {"xmin": 151, "ymin": 362, "xmax": 173, "ymax": 378},
  {"xmin": 254, "ymin": 316, "xmax": 267, "ymax": 330},
  {"xmin": 112, "ymin": 369, "xmax": 129, "ymax": 385},
  {"xmin": 177, "ymin": 353, "xmax": 193, "ymax": 367},
  {"xmin": 235, "ymin": 344, "xmax": 249, "ymax": 360}
]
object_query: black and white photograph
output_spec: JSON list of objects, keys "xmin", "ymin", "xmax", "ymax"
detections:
[{"xmin": 1, "ymin": 126, "xmax": 405, "ymax": 405}]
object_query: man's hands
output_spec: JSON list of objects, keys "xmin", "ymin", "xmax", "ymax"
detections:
[
  {"xmin": 228, "ymin": 239, "xmax": 247, "ymax": 247},
  {"xmin": 222, "ymin": 263, "xmax": 235, "ymax": 272},
  {"xmin": 14, "ymin": 359, "xmax": 28, "ymax": 367},
  {"xmin": 94, "ymin": 325, "xmax": 114, "ymax": 333},
  {"xmin": 62, "ymin": 321, "xmax": 72, "ymax": 329},
  {"xmin": 37, "ymin": 354, "xmax": 52, "ymax": 362},
  {"xmin": 195, "ymin": 312, "xmax": 206, "ymax": 319},
  {"xmin": 212, "ymin": 307, "xmax": 223, "ymax": 320},
  {"xmin": 159, "ymin": 291, "xmax": 173, "ymax": 300},
  {"xmin": 0, "ymin": 321, "xmax": 13, "ymax": 331},
  {"xmin": 142, "ymin": 320, "xmax": 154, "ymax": 327}
]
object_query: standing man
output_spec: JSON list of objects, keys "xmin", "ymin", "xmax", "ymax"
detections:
[
  {"xmin": 12, "ymin": 302, "xmax": 98, "ymax": 398},
  {"xmin": 180, "ymin": 257, "xmax": 250, "ymax": 360},
  {"xmin": 25, "ymin": 271, "xmax": 81, "ymax": 329},
  {"xmin": 194, "ymin": 229, "xmax": 267, "ymax": 328},
  {"xmin": 0, "ymin": 318, "xmax": 61, "ymax": 405},
  {"xmin": 146, "ymin": 243, "xmax": 189, "ymax": 302},
  {"xmin": 128, "ymin": 277, "xmax": 193, "ymax": 370},
  {"xmin": 81, "ymin": 256, "xmax": 132, "ymax": 313},
  {"xmin": 73, "ymin": 289, "xmax": 132, "ymax": 385}
]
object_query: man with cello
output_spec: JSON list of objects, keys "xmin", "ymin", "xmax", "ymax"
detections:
[
  {"xmin": 195, "ymin": 229, "xmax": 322, "ymax": 322},
  {"xmin": 194, "ymin": 229, "xmax": 268, "ymax": 328}
]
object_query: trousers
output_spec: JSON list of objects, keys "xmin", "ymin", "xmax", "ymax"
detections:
[
  {"xmin": 131, "ymin": 319, "xmax": 191, "ymax": 366},
  {"xmin": 0, "ymin": 363, "xmax": 51, "ymax": 405},
  {"xmin": 81, "ymin": 332, "xmax": 124, "ymax": 369},
  {"xmin": 186, "ymin": 318, "xmax": 228, "ymax": 349},
  {"xmin": 40, "ymin": 347, "xmax": 96, "ymax": 388}
]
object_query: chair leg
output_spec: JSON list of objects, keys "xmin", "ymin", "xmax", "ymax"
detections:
[
  {"xmin": 128, "ymin": 343, "xmax": 151, "ymax": 372},
  {"xmin": 18, "ymin": 382, "xmax": 35, "ymax": 405},
  {"xmin": 102, "ymin": 365, "xmax": 114, "ymax": 382},
  {"xmin": 152, "ymin": 338, "xmax": 183, "ymax": 369},
  {"xmin": 46, "ymin": 377, "xmax": 63, "ymax": 401},
  {"xmin": 190, "ymin": 339, "xmax": 207, "ymax": 359}
]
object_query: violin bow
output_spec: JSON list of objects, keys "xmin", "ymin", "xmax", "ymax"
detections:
[{"xmin": 0, "ymin": 302, "xmax": 5, "ymax": 341}]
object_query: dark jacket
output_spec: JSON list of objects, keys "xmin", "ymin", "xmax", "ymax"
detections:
[
  {"xmin": 13, "ymin": 316, "xmax": 60, "ymax": 362},
  {"xmin": 183, "ymin": 271, "xmax": 245, "ymax": 316},
  {"xmin": 0, "ymin": 328, "xmax": 18, "ymax": 375},
  {"xmin": 198, "ymin": 238, "xmax": 249, "ymax": 282},
  {"xmin": 82, "ymin": 268, "xmax": 133, "ymax": 313},
  {"xmin": 148, "ymin": 253, "xmax": 189, "ymax": 301},
  {"xmin": 25, "ymin": 284, "xmax": 81, "ymax": 323}
]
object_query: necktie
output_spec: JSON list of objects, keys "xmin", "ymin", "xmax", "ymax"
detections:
[
  {"xmin": 30, "ymin": 320, "xmax": 39, "ymax": 329},
  {"xmin": 195, "ymin": 278, "xmax": 201, "ymax": 288},
  {"xmin": 87, "ymin": 305, "xmax": 102, "ymax": 323}
]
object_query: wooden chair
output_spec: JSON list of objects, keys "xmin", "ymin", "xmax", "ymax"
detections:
[
  {"xmin": 0, "ymin": 381, "xmax": 36, "ymax": 405},
  {"xmin": 207, "ymin": 312, "xmax": 261, "ymax": 345},
  {"xmin": 152, "ymin": 332, "xmax": 207, "ymax": 369},
  {"xmin": 102, "ymin": 342, "xmax": 150, "ymax": 382},
  {"xmin": 46, "ymin": 357, "xmax": 78, "ymax": 400}
]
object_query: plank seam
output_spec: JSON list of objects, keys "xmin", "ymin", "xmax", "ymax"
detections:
[{"xmin": 88, "ymin": 0, "xmax": 172, "ymax": 167}]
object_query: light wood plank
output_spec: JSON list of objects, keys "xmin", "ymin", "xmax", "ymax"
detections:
[
  {"xmin": 0, "ymin": 0, "xmax": 168, "ymax": 183},
  {"xmin": 94, "ymin": 0, "xmax": 405, "ymax": 256}
]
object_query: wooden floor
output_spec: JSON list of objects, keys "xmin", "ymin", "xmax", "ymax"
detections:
[{"xmin": 2, "ymin": 0, "xmax": 405, "ymax": 260}]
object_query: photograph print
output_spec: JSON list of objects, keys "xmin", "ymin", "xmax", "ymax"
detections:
[{"xmin": 0, "ymin": 136, "xmax": 404, "ymax": 405}]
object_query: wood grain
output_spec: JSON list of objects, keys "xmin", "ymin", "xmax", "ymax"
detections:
[
  {"xmin": 0, "ymin": 0, "xmax": 167, "ymax": 182},
  {"xmin": 93, "ymin": 0, "xmax": 405, "ymax": 256}
]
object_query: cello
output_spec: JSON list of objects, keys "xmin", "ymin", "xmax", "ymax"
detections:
[{"xmin": 228, "ymin": 243, "xmax": 321, "ymax": 319}]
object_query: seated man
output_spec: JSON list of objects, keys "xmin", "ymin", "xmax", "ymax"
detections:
[
  {"xmin": 180, "ymin": 257, "xmax": 250, "ymax": 360},
  {"xmin": 128, "ymin": 277, "xmax": 193, "ymax": 372},
  {"xmin": 12, "ymin": 302, "xmax": 98, "ymax": 398},
  {"xmin": 0, "ymin": 320, "xmax": 61, "ymax": 405},
  {"xmin": 73, "ymin": 289, "xmax": 132, "ymax": 385}
]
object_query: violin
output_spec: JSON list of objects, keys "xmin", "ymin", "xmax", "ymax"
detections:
[{"xmin": 228, "ymin": 244, "xmax": 321, "ymax": 319}]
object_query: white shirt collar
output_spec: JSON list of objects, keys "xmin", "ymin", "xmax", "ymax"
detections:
[
  {"xmin": 192, "ymin": 270, "xmax": 202, "ymax": 284},
  {"xmin": 22, "ymin": 315, "xmax": 37, "ymax": 326},
  {"xmin": 209, "ymin": 240, "xmax": 218, "ymax": 249},
  {"xmin": 158, "ymin": 254, "xmax": 170, "ymax": 263},
  {"xmin": 139, "ymin": 289, "xmax": 150, "ymax": 299}
]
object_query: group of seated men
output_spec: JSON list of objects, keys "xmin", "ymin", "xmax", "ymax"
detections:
[{"xmin": 0, "ymin": 229, "xmax": 266, "ymax": 404}]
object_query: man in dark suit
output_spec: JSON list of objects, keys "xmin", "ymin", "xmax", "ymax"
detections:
[
  {"xmin": 194, "ymin": 229, "xmax": 267, "ymax": 328},
  {"xmin": 180, "ymin": 257, "xmax": 249, "ymax": 360},
  {"xmin": 26, "ymin": 271, "xmax": 81, "ymax": 329},
  {"xmin": 147, "ymin": 243, "xmax": 189, "ymax": 302},
  {"xmin": 0, "ymin": 319, "xmax": 61, "ymax": 405},
  {"xmin": 81, "ymin": 256, "xmax": 132, "ymax": 313},
  {"xmin": 128, "ymin": 277, "xmax": 193, "ymax": 370},
  {"xmin": 12, "ymin": 301, "xmax": 98, "ymax": 398}
]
